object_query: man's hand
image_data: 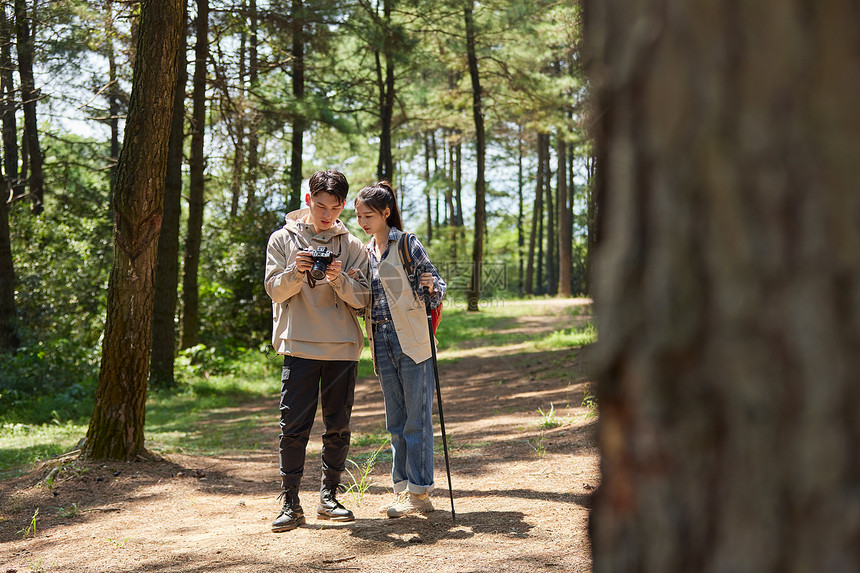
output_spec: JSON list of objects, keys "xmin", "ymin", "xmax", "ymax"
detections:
[
  {"xmin": 325, "ymin": 259, "xmax": 343, "ymax": 281},
  {"xmin": 295, "ymin": 250, "xmax": 314, "ymax": 273},
  {"xmin": 419, "ymin": 271, "xmax": 435, "ymax": 294}
]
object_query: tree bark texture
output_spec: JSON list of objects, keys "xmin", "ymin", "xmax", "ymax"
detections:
[
  {"xmin": 0, "ymin": 194, "xmax": 17, "ymax": 350},
  {"xmin": 106, "ymin": 0, "xmax": 121, "ymax": 175},
  {"xmin": 1, "ymin": 7, "xmax": 18, "ymax": 187},
  {"xmin": 14, "ymin": 0, "xmax": 43, "ymax": 214},
  {"xmin": 517, "ymin": 127, "xmax": 525, "ymax": 295},
  {"xmin": 245, "ymin": 0, "xmax": 259, "ymax": 213},
  {"xmin": 180, "ymin": 0, "xmax": 208, "ymax": 350},
  {"xmin": 0, "ymin": 7, "xmax": 17, "ymax": 351},
  {"xmin": 288, "ymin": 0, "xmax": 304, "ymax": 212},
  {"xmin": 525, "ymin": 132, "xmax": 544, "ymax": 295},
  {"xmin": 150, "ymin": 1, "xmax": 187, "ymax": 388},
  {"xmin": 424, "ymin": 132, "xmax": 432, "ymax": 243},
  {"xmin": 557, "ymin": 136, "xmax": 571, "ymax": 296},
  {"xmin": 544, "ymin": 135, "xmax": 556, "ymax": 296},
  {"xmin": 587, "ymin": 2, "xmax": 860, "ymax": 571},
  {"xmin": 375, "ymin": 0, "xmax": 395, "ymax": 183},
  {"xmin": 464, "ymin": 0, "xmax": 485, "ymax": 311},
  {"xmin": 84, "ymin": 0, "xmax": 183, "ymax": 460}
]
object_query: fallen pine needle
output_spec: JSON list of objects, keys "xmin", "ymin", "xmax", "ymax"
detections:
[{"xmin": 324, "ymin": 556, "xmax": 357, "ymax": 564}]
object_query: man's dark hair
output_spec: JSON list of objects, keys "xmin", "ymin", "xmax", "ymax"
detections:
[{"xmin": 308, "ymin": 170, "xmax": 349, "ymax": 203}]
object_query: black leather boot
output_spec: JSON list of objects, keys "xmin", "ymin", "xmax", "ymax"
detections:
[
  {"xmin": 317, "ymin": 483, "xmax": 355, "ymax": 522},
  {"xmin": 272, "ymin": 485, "xmax": 305, "ymax": 532}
]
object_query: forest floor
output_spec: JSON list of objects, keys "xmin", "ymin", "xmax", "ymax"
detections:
[{"xmin": 0, "ymin": 298, "xmax": 598, "ymax": 573}]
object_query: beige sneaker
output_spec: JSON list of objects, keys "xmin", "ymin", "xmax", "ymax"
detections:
[
  {"xmin": 379, "ymin": 490, "xmax": 410, "ymax": 514},
  {"xmin": 386, "ymin": 491, "xmax": 434, "ymax": 518}
]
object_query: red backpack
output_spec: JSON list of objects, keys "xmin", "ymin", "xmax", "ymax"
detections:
[{"xmin": 398, "ymin": 232, "xmax": 443, "ymax": 333}]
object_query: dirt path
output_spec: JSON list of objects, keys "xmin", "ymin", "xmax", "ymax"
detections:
[{"xmin": 0, "ymin": 299, "xmax": 598, "ymax": 573}]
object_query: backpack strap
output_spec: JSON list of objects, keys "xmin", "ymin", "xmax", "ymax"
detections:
[{"xmin": 398, "ymin": 232, "xmax": 415, "ymax": 279}]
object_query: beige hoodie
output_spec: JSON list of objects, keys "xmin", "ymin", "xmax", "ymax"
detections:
[{"xmin": 265, "ymin": 209, "xmax": 371, "ymax": 361}]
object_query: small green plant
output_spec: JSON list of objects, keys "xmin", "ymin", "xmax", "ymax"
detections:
[
  {"xmin": 537, "ymin": 403, "xmax": 563, "ymax": 430},
  {"xmin": 530, "ymin": 435, "xmax": 547, "ymax": 457},
  {"xmin": 344, "ymin": 443, "xmax": 387, "ymax": 505},
  {"xmin": 582, "ymin": 386, "xmax": 598, "ymax": 421},
  {"xmin": 55, "ymin": 503, "xmax": 79, "ymax": 518},
  {"xmin": 107, "ymin": 536, "xmax": 131, "ymax": 548},
  {"xmin": 43, "ymin": 466, "xmax": 60, "ymax": 489},
  {"xmin": 18, "ymin": 508, "xmax": 38, "ymax": 537}
]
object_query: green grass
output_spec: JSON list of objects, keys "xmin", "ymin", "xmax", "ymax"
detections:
[
  {"xmin": 435, "ymin": 299, "xmax": 593, "ymax": 351},
  {"xmin": 0, "ymin": 421, "xmax": 86, "ymax": 477},
  {"xmin": 537, "ymin": 403, "xmax": 563, "ymax": 430},
  {"xmin": 536, "ymin": 323, "xmax": 597, "ymax": 349}
]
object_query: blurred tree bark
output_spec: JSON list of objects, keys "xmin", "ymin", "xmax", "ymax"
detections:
[
  {"xmin": 179, "ymin": 0, "xmax": 208, "ymax": 350},
  {"xmin": 0, "ymin": 6, "xmax": 18, "ymax": 351},
  {"xmin": 287, "ymin": 0, "xmax": 304, "ymax": 212},
  {"xmin": 150, "ymin": 0, "xmax": 187, "ymax": 389},
  {"xmin": 587, "ymin": 1, "xmax": 860, "ymax": 571},
  {"xmin": 557, "ymin": 135, "xmax": 571, "ymax": 296},
  {"xmin": 83, "ymin": 0, "xmax": 184, "ymax": 460},
  {"xmin": 15, "ymin": 0, "xmax": 43, "ymax": 214}
]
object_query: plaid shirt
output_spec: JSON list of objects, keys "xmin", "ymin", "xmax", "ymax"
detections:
[{"xmin": 368, "ymin": 229, "xmax": 446, "ymax": 324}]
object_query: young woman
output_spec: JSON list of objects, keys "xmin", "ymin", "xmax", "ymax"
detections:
[{"xmin": 353, "ymin": 181, "xmax": 447, "ymax": 518}]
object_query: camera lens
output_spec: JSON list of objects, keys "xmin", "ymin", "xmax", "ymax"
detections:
[{"xmin": 309, "ymin": 260, "xmax": 328, "ymax": 281}]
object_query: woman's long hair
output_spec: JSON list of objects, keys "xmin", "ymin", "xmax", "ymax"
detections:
[{"xmin": 355, "ymin": 181, "xmax": 404, "ymax": 231}]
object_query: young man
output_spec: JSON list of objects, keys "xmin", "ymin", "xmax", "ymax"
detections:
[{"xmin": 264, "ymin": 170, "xmax": 370, "ymax": 532}]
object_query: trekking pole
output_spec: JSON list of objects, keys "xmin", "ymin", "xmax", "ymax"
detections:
[{"xmin": 423, "ymin": 284, "xmax": 455, "ymax": 523}]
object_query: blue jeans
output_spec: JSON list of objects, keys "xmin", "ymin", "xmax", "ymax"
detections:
[{"xmin": 373, "ymin": 321, "xmax": 435, "ymax": 494}]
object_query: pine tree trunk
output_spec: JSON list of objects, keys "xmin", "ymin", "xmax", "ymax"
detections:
[
  {"xmin": 424, "ymin": 132, "xmax": 432, "ymax": 242},
  {"xmin": 585, "ymin": 152, "xmax": 597, "ymax": 296},
  {"xmin": 375, "ymin": 0, "xmax": 395, "ymax": 183},
  {"xmin": 587, "ymin": 1, "xmax": 860, "ymax": 571},
  {"xmin": 557, "ymin": 136, "xmax": 571, "ymax": 296},
  {"xmin": 517, "ymin": 127, "xmax": 525, "ymax": 296},
  {"xmin": 106, "ymin": 0, "xmax": 121, "ymax": 176},
  {"xmin": 150, "ymin": 2, "xmax": 187, "ymax": 388},
  {"xmin": 83, "ymin": 0, "xmax": 184, "ymax": 460},
  {"xmin": 230, "ymin": 70, "xmax": 245, "ymax": 218},
  {"xmin": 245, "ymin": 0, "xmax": 258, "ymax": 213},
  {"xmin": 14, "ymin": 0, "xmax": 43, "ymax": 214},
  {"xmin": 0, "ymin": 195, "xmax": 17, "ymax": 351},
  {"xmin": 288, "ymin": 0, "xmax": 304, "ymax": 212},
  {"xmin": 445, "ymin": 132, "xmax": 457, "ymax": 262},
  {"xmin": 230, "ymin": 25, "xmax": 245, "ymax": 220},
  {"xmin": 0, "ymin": 7, "xmax": 17, "ymax": 351},
  {"xmin": 464, "ymin": 0, "xmax": 485, "ymax": 311},
  {"xmin": 180, "ymin": 0, "xmax": 208, "ymax": 350},
  {"xmin": 525, "ymin": 132, "xmax": 544, "ymax": 296},
  {"xmin": 544, "ymin": 135, "xmax": 556, "ymax": 296},
  {"xmin": 0, "ymin": 7, "xmax": 17, "ymax": 184}
]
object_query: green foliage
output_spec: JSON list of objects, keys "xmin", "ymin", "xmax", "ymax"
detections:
[
  {"xmin": 536, "ymin": 323, "xmax": 597, "ymax": 350},
  {"xmin": 537, "ymin": 403, "xmax": 562, "ymax": 430},
  {"xmin": 0, "ymin": 339, "xmax": 99, "ymax": 425},
  {"xmin": 344, "ymin": 443, "xmax": 388, "ymax": 505},
  {"xmin": 2, "ymin": 132, "xmax": 112, "ymax": 425},
  {"xmin": 55, "ymin": 502, "xmax": 80, "ymax": 518},
  {"xmin": 581, "ymin": 384, "xmax": 598, "ymax": 421},
  {"xmin": 18, "ymin": 508, "xmax": 39, "ymax": 538},
  {"xmin": 0, "ymin": 421, "xmax": 87, "ymax": 477},
  {"xmin": 433, "ymin": 299, "xmax": 593, "ymax": 352}
]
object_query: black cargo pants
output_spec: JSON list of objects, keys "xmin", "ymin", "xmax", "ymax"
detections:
[{"xmin": 278, "ymin": 355, "xmax": 357, "ymax": 490}]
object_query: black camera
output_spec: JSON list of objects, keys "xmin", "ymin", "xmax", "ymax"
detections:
[{"xmin": 306, "ymin": 246, "xmax": 335, "ymax": 280}]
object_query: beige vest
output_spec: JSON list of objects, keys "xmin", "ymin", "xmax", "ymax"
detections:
[{"xmin": 369, "ymin": 237, "xmax": 432, "ymax": 365}]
